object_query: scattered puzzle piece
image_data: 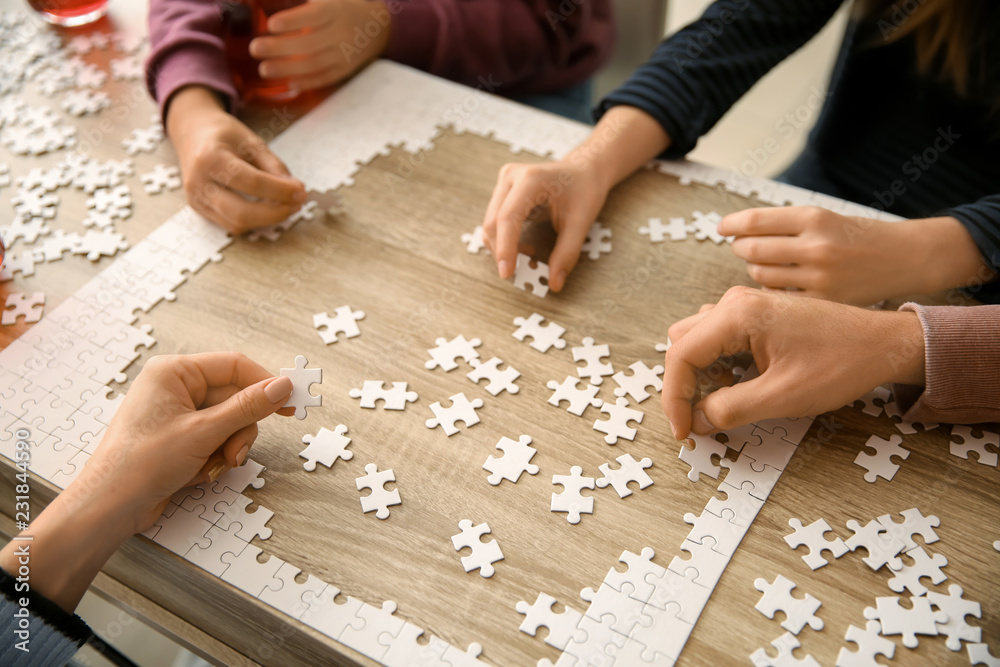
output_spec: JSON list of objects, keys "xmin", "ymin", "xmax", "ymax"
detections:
[
  {"xmin": 581, "ymin": 221, "xmax": 612, "ymax": 259},
  {"xmin": 753, "ymin": 574, "xmax": 823, "ymax": 635},
  {"xmin": 845, "ymin": 518, "xmax": 904, "ymax": 571},
  {"xmin": 949, "ymin": 425, "xmax": 999, "ymax": 467},
  {"xmin": 887, "ymin": 546, "xmax": 948, "ymax": 596},
  {"xmin": 299, "ymin": 425, "xmax": 352, "ymax": 471},
  {"xmin": 483, "ymin": 435, "xmax": 538, "ymax": 485},
  {"xmin": 784, "ymin": 518, "xmax": 848, "ymax": 570},
  {"xmin": 356, "ymin": 463, "xmax": 400, "ymax": 519},
  {"xmin": 425, "ymin": 392, "xmax": 483, "ymax": 435},
  {"xmin": 854, "ymin": 434, "xmax": 908, "ymax": 483},
  {"xmin": 551, "ymin": 466, "xmax": 595, "ymax": 524},
  {"xmin": 512, "ymin": 313, "xmax": 566, "ymax": 352},
  {"xmin": 313, "ymin": 305, "xmax": 365, "ymax": 344},
  {"xmin": 750, "ymin": 631, "xmax": 820, "ymax": 667},
  {"xmin": 835, "ymin": 620, "xmax": 894, "ymax": 667},
  {"xmin": 639, "ymin": 216, "xmax": 688, "ymax": 242},
  {"xmin": 572, "ymin": 337, "xmax": 613, "ymax": 385},
  {"xmin": 546, "ymin": 375, "xmax": 602, "ymax": 416},
  {"xmin": 140, "ymin": 164, "xmax": 182, "ymax": 194},
  {"xmin": 926, "ymin": 584, "xmax": 982, "ymax": 651},
  {"xmin": 466, "ymin": 357, "xmax": 520, "ymax": 396},
  {"xmin": 451, "ymin": 519, "xmax": 503, "ymax": 577},
  {"xmin": 968, "ymin": 643, "xmax": 1000, "ymax": 666},
  {"xmin": 280, "ymin": 354, "xmax": 322, "ymax": 419},
  {"xmin": 863, "ymin": 596, "xmax": 947, "ymax": 649},
  {"xmin": 876, "ymin": 508, "xmax": 940, "ymax": 552},
  {"xmin": 596, "ymin": 453, "xmax": 652, "ymax": 498},
  {"xmin": 349, "ymin": 381, "xmax": 417, "ymax": 410},
  {"xmin": 461, "ymin": 225, "xmax": 486, "ymax": 253},
  {"xmin": 611, "ymin": 361, "xmax": 663, "ymax": 403},
  {"xmin": 593, "ymin": 397, "xmax": 643, "ymax": 445},
  {"xmin": 2, "ymin": 292, "xmax": 44, "ymax": 325},
  {"xmin": 425, "ymin": 334, "xmax": 481, "ymax": 371}
]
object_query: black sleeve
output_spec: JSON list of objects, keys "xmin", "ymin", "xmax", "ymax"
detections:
[
  {"xmin": 596, "ymin": 0, "xmax": 845, "ymax": 157},
  {"xmin": 0, "ymin": 566, "xmax": 91, "ymax": 666}
]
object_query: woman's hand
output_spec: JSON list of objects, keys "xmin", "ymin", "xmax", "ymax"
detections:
[
  {"xmin": 0, "ymin": 353, "xmax": 294, "ymax": 612},
  {"xmin": 482, "ymin": 158, "xmax": 610, "ymax": 292},
  {"xmin": 250, "ymin": 0, "xmax": 390, "ymax": 92},
  {"xmin": 719, "ymin": 207, "xmax": 988, "ymax": 305},
  {"xmin": 166, "ymin": 86, "xmax": 307, "ymax": 234},
  {"xmin": 482, "ymin": 105, "xmax": 672, "ymax": 293},
  {"xmin": 661, "ymin": 287, "xmax": 925, "ymax": 439}
]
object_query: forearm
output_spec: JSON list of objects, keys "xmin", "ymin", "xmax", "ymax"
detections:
[
  {"xmin": 567, "ymin": 105, "xmax": 672, "ymax": 192},
  {"xmin": 0, "ymin": 483, "xmax": 134, "ymax": 613}
]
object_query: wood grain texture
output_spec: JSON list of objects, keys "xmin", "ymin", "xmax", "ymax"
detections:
[{"xmin": 0, "ymin": 5, "xmax": 997, "ymax": 665}]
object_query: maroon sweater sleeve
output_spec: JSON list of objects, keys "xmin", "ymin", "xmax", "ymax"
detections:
[
  {"xmin": 145, "ymin": 0, "xmax": 615, "ymax": 116},
  {"xmin": 383, "ymin": 0, "xmax": 615, "ymax": 97},
  {"xmin": 146, "ymin": 0, "xmax": 238, "ymax": 119},
  {"xmin": 891, "ymin": 303, "xmax": 1000, "ymax": 424}
]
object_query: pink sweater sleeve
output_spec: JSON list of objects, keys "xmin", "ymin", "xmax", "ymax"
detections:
[
  {"xmin": 891, "ymin": 303, "xmax": 1000, "ymax": 424},
  {"xmin": 146, "ymin": 0, "xmax": 238, "ymax": 120},
  {"xmin": 382, "ymin": 0, "xmax": 615, "ymax": 97}
]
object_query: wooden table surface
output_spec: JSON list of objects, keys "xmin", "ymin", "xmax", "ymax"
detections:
[{"xmin": 0, "ymin": 3, "xmax": 997, "ymax": 666}]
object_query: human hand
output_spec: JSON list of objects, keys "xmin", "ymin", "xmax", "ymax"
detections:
[
  {"xmin": 166, "ymin": 86, "xmax": 307, "ymax": 233},
  {"xmin": 250, "ymin": 0, "xmax": 391, "ymax": 92},
  {"xmin": 661, "ymin": 286, "xmax": 925, "ymax": 439},
  {"xmin": 719, "ymin": 207, "xmax": 992, "ymax": 306},
  {"xmin": 482, "ymin": 158, "xmax": 610, "ymax": 292},
  {"xmin": 75, "ymin": 352, "xmax": 294, "ymax": 535},
  {"xmin": 0, "ymin": 352, "xmax": 293, "ymax": 611}
]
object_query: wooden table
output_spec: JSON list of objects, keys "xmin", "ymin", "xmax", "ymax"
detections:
[{"xmin": 0, "ymin": 3, "xmax": 996, "ymax": 666}]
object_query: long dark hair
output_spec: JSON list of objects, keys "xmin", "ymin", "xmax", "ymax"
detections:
[{"xmin": 855, "ymin": 0, "xmax": 987, "ymax": 97}]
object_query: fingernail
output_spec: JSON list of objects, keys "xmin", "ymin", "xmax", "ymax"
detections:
[
  {"xmin": 669, "ymin": 420, "xmax": 679, "ymax": 440},
  {"xmin": 692, "ymin": 410, "xmax": 716, "ymax": 434},
  {"xmin": 207, "ymin": 461, "xmax": 228, "ymax": 482},
  {"xmin": 265, "ymin": 376, "xmax": 293, "ymax": 403},
  {"xmin": 498, "ymin": 260, "xmax": 509, "ymax": 278},
  {"xmin": 236, "ymin": 443, "xmax": 250, "ymax": 466}
]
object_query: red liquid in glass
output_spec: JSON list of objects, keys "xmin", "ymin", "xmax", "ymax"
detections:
[
  {"xmin": 220, "ymin": 0, "xmax": 305, "ymax": 102},
  {"xmin": 27, "ymin": 0, "xmax": 108, "ymax": 26}
]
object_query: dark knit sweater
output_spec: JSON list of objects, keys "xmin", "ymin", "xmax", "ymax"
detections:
[{"xmin": 598, "ymin": 0, "xmax": 1000, "ymax": 303}]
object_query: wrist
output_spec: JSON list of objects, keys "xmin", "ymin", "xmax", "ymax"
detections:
[
  {"xmin": 165, "ymin": 85, "xmax": 226, "ymax": 139},
  {"xmin": 909, "ymin": 217, "xmax": 990, "ymax": 293},
  {"xmin": 875, "ymin": 309, "xmax": 926, "ymax": 386}
]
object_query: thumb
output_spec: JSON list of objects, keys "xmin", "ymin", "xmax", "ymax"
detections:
[
  {"xmin": 548, "ymin": 217, "xmax": 591, "ymax": 292},
  {"xmin": 691, "ymin": 374, "xmax": 785, "ymax": 433},
  {"xmin": 198, "ymin": 375, "xmax": 293, "ymax": 442}
]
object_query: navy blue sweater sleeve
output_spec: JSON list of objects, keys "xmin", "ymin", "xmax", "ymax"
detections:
[
  {"xmin": 596, "ymin": 0, "xmax": 844, "ymax": 158},
  {"xmin": 942, "ymin": 196, "xmax": 1000, "ymax": 303},
  {"xmin": 0, "ymin": 567, "xmax": 90, "ymax": 666}
]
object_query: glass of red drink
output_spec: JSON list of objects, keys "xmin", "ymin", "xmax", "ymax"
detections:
[
  {"xmin": 26, "ymin": 0, "xmax": 108, "ymax": 27},
  {"xmin": 220, "ymin": 0, "xmax": 305, "ymax": 103}
]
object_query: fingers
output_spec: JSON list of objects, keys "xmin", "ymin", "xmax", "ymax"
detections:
[
  {"xmin": 252, "ymin": 23, "xmax": 333, "ymax": 60},
  {"xmin": 250, "ymin": 146, "xmax": 296, "ymax": 179},
  {"xmin": 225, "ymin": 155, "xmax": 305, "ymax": 205},
  {"xmin": 690, "ymin": 374, "xmax": 787, "ymax": 433},
  {"xmin": 495, "ymin": 177, "xmax": 540, "ymax": 279},
  {"xmin": 266, "ymin": 1, "xmax": 328, "ymax": 33},
  {"xmin": 285, "ymin": 66, "xmax": 351, "ymax": 92},
  {"xmin": 745, "ymin": 263, "xmax": 803, "ymax": 289},
  {"xmin": 208, "ymin": 187, "xmax": 301, "ymax": 233},
  {"xmin": 482, "ymin": 171, "xmax": 513, "ymax": 255},
  {"xmin": 196, "ymin": 375, "xmax": 293, "ymax": 444},
  {"xmin": 259, "ymin": 48, "xmax": 343, "ymax": 80},
  {"xmin": 666, "ymin": 309, "xmax": 710, "ymax": 344},
  {"xmin": 172, "ymin": 351, "xmax": 274, "ymax": 395},
  {"xmin": 661, "ymin": 298, "xmax": 752, "ymax": 439},
  {"xmin": 730, "ymin": 236, "xmax": 802, "ymax": 265},
  {"xmin": 220, "ymin": 422, "xmax": 259, "ymax": 468},
  {"xmin": 547, "ymin": 214, "xmax": 591, "ymax": 292},
  {"xmin": 718, "ymin": 207, "xmax": 805, "ymax": 238}
]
